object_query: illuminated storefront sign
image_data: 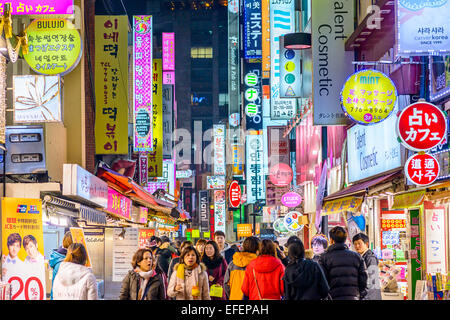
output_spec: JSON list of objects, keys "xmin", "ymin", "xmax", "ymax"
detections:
[
  {"xmin": 243, "ymin": 0, "xmax": 262, "ymax": 59},
  {"xmin": 214, "ymin": 190, "xmax": 226, "ymax": 233},
  {"xmin": 148, "ymin": 59, "xmax": 163, "ymax": 177},
  {"xmin": 228, "ymin": 0, "xmax": 240, "ymax": 123},
  {"xmin": 429, "ymin": 56, "xmax": 450, "ymax": 102},
  {"xmin": 244, "ymin": 63, "xmax": 263, "ymax": 130},
  {"xmin": 107, "ymin": 188, "xmax": 132, "ymax": 220},
  {"xmin": 0, "ymin": 1, "xmax": 74, "ymax": 15},
  {"xmin": 213, "ymin": 124, "xmax": 226, "ymax": 176},
  {"xmin": 162, "ymin": 32, "xmax": 175, "ymax": 71},
  {"xmin": 246, "ymin": 133, "xmax": 265, "ymax": 203}
]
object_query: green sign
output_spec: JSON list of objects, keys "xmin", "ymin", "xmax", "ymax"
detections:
[
  {"xmin": 410, "ymin": 209, "xmax": 422, "ymax": 300},
  {"xmin": 24, "ymin": 19, "xmax": 82, "ymax": 76}
]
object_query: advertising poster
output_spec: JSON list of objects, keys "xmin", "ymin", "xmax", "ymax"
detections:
[
  {"xmin": 148, "ymin": 59, "xmax": 163, "ymax": 177},
  {"xmin": 244, "ymin": 0, "xmax": 262, "ymax": 59},
  {"xmin": 95, "ymin": 16, "xmax": 129, "ymax": 154},
  {"xmin": 1, "ymin": 198, "xmax": 45, "ymax": 300},
  {"xmin": 396, "ymin": 0, "xmax": 450, "ymax": 56},
  {"xmin": 214, "ymin": 190, "xmax": 226, "ymax": 233},
  {"xmin": 70, "ymin": 227, "xmax": 92, "ymax": 268},
  {"xmin": 133, "ymin": 15, "xmax": 153, "ymax": 152},
  {"xmin": 244, "ymin": 62, "xmax": 263, "ymax": 130},
  {"xmin": 112, "ymin": 228, "xmax": 138, "ymax": 282}
]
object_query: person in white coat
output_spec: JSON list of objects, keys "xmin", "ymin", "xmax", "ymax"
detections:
[{"xmin": 52, "ymin": 243, "xmax": 98, "ymax": 300}]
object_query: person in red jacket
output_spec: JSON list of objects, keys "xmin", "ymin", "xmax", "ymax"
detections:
[{"xmin": 241, "ymin": 239, "xmax": 285, "ymax": 300}]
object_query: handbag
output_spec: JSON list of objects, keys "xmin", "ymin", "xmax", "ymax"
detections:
[
  {"xmin": 252, "ymin": 269, "xmax": 278, "ymax": 300},
  {"xmin": 210, "ymin": 284, "xmax": 224, "ymax": 298}
]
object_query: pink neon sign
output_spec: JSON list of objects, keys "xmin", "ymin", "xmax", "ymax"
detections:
[
  {"xmin": 107, "ymin": 188, "xmax": 131, "ymax": 219},
  {"xmin": 0, "ymin": 1, "xmax": 74, "ymax": 15},
  {"xmin": 162, "ymin": 32, "xmax": 175, "ymax": 71}
]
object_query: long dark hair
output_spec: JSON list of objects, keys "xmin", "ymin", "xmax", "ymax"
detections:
[
  {"xmin": 288, "ymin": 240, "xmax": 305, "ymax": 264},
  {"xmin": 204, "ymin": 240, "xmax": 222, "ymax": 261}
]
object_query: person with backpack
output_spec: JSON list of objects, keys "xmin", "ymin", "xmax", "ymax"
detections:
[{"xmin": 224, "ymin": 236, "xmax": 259, "ymax": 300}]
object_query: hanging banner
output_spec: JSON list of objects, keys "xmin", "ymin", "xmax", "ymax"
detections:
[
  {"xmin": 261, "ymin": 0, "xmax": 270, "ymax": 78},
  {"xmin": 213, "ymin": 124, "xmax": 226, "ymax": 176},
  {"xmin": 162, "ymin": 32, "xmax": 175, "ymax": 71},
  {"xmin": 24, "ymin": 19, "xmax": 82, "ymax": 76},
  {"xmin": 279, "ymin": 35, "xmax": 301, "ymax": 98},
  {"xmin": 244, "ymin": 62, "xmax": 263, "ymax": 130},
  {"xmin": 312, "ymin": 0, "xmax": 353, "ymax": 125},
  {"xmin": 133, "ymin": 15, "xmax": 153, "ymax": 152},
  {"xmin": 162, "ymin": 85, "xmax": 173, "ymax": 158},
  {"xmin": 0, "ymin": 1, "xmax": 74, "ymax": 15},
  {"xmin": 95, "ymin": 16, "xmax": 128, "ymax": 154},
  {"xmin": 341, "ymin": 69, "xmax": 398, "ymax": 125},
  {"xmin": 199, "ymin": 190, "xmax": 210, "ymax": 233},
  {"xmin": 424, "ymin": 202, "xmax": 448, "ymax": 274},
  {"xmin": 1, "ymin": 198, "xmax": 45, "ymax": 300},
  {"xmin": 148, "ymin": 59, "xmax": 163, "ymax": 177},
  {"xmin": 244, "ymin": 0, "xmax": 262, "ymax": 59},
  {"xmin": 246, "ymin": 133, "xmax": 265, "ymax": 203},
  {"xmin": 269, "ymin": 0, "xmax": 296, "ymax": 120},
  {"xmin": 214, "ymin": 190, "xmax": 226, "ymax": 233},
  {"xmin": 396, "ymin": 0, "xmax": 450, "ymax": 56},
  {"xmin": 228, "ymin": 0, "xmax": 240, "ymax": 123},
  {"xmin": 107, "ymin": 188, "xmax": 132, "ymax": 220},
  {"xmin": 13, "ymin": 75, "xmax": 62, "ymax": 123}
]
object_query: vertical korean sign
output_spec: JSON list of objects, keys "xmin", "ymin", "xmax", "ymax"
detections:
[
  {"xmin": 228, "ymin": 0, "xmax": 240, "ymax": 122},
  {"xmin": 312, "ymin": 0, "xmax": 353, "ymax": 125},
  {"xmin": 214, "ymin": 190, "xmax": 226, "ymax": 233},
  {"xmin": 162, "ymin": 85, "xmax": 173, "ymax": 158},
  {"xmin": 246, "ymin": 133, "xmax": 265, "ymax": 203},
  {"xmin": 133, "ymin": 15, "xmax": 153, "ymax": 152},
  {"xmin": 270, "ymin": 0, "xmax": 296, "ymax": 120},
  {"xmin": 213, "ymin": 124, "xmax": 226, "ymax": 176},
  {"xmin": 1, "ymin": 198, "xmax": 45, "ymax": 300},
  {"xmin": 162, "ymin": 32, "xmax": 175, "ymax": 85},
  {"xmin": 95, "ymin": 16, "xmax": 129, "ymax": 154},
  {"xmin": 424, "ymin": 202, "xmax": 447, "ymax": 274},
  {"xmin": 148, "ymin": 59, "xmax": 163, "ymax": 177},
  {"xmin": 244, "ymin": 0, "xmax": 262, "ymax": 59}
]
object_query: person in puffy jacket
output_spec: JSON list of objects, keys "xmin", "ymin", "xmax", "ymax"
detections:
[
  {"xmin": 318, "ymin": 226, "xmax": 368, "ymax": 300},
  {"xmin": 52, "ymin": 243, "xmax": 98, "ymax": 300},
  {"xmin": 241, "ymin": 239, "xmax": 285, "ymax": 300},
  {"xmin": 283, "ymin": 240, "xmax": 330, "ymax": 300},
  {"xmin": 49, "ymin": 231, "xmax": 73, "ymax": 300},
  {"xmin": 224, "ymin": 236, "xmax": 259, "ymax": 300},
  {"xmin": 119, "ymin": 248, "xmax": 166, "ymax": 300}
]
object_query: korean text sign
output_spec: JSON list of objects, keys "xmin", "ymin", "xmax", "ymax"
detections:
[
  {"xmin": 214, "ymin": 190, "xmax": 226, "ymax": 233},
  {"xmin": 107, "ymin": 188, "xmax": 132, "ymax": 220},
  {"xmin": 148, "ymin": 59, "xmax": 163, "ymax": 177},
  {"xmin": 1, "ymin": 198, "xmax": 45, "ymax": 300},
  {"xmin": 0, "ymin": 1, "xmax": 74, "ymax": 15},
  {"xmin": 213, "ymin": 124, "xmax": 226, "ymax": 175},
  {"xmin": 246, "ymin": 133, "xmax": 266, "ymax": 203},
  {"xmin": 405, "ymin": 153, "xmax": 439, "ymax": 186},
  {"xmin": 424, "ymin": 202, "xmax": 448, "ymax": 274},
  {"xmin": 94, "ymin": 16, "xmax": 129, "ymax": 154},
  {"xmin": 24, "ymin": 19, "xmax": 82, "ymax": 76},
  {"xmin": 162, "ymin": 33, "xmax": 175, "ymax": 71},
  {"xmin": 138, "ymin": 228, "xmax": 155, "ymax": 249},
  {"xmin": 133, "ymin": 15, "xmax": 153, "ymax": 152},
  {"xmin": 244, "ymin": 0, "xmax": 262, "ymax": 59}
]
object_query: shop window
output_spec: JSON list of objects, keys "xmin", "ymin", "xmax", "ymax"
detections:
[{"xmin": 191, "ymin": 47, "xmax": 213, "ymax": 59}]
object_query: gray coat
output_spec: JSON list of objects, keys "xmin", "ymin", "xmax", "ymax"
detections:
[
  {"xmin": 119, "ymin": 270, "xmax": 166, "ymax": 300},
  {"xmin": 362, "ymin": 250, "xmax": 382, "ymax": 300}
]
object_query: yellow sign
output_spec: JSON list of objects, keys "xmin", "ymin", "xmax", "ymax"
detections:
[
  {"xmin": 24, "ymin": 19, "xmax": 82, "ymax": 76},
  {"xmin": 204, "ymin": 232, "xmax": 211, "ymax": 239},
  {"xmin": 237, "ymin": 224, "xmax": 253, "ymax": 238},
  {"xmin": 1, "ymin": 198, "xmax": 46, "ymax": 300},
  {"xmin": 192, "ymin": 229, "xmax": 200, "ymax": 238},
  {"xmin": 321, "ymin": 196, "xmax": 363, "ymax": 216},
  {"xmin": 70, "ymin": 227, "xmax": 92, "ymax": 268},
  {"xmin": 148, "ymin": 59, "xmax": 163, "ymax": 177},
  {"xmin": 341, "ymin": 69, "xmax": 397, "ymax": 125},
  {"xmin": 94, "ymin": 16, "xmax": 129, "ymax": 154},
  {"xmin": 391, "ymin": 190, "xmax": 425, "ymax": 209}
]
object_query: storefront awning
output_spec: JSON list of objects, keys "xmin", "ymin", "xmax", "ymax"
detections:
[
  {"xmin": 391, "ymin": 190, "xmax": 425, "ymax": 209},
  {"xmin": 321, "ymin": 196, "xmax": 364, "ymax": 216}
]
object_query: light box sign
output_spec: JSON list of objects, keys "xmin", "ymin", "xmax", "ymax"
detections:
[
  {"xmin": 162, "ymin": 32, "xmax": 175, "ymax": 71},
  {"xmin": 162, "ymin": 159, "xmax": 176, "ymax": 196},
  {"xmin": 146, "ymin": 182, "xmax": 169, "ymax": 194},
  {"xmin": 24, "ymin": 19, "xmax": 82, "ymax": 76},
  {"xmin": 0, "ymin": 1, "xmax": 74, "ymax": 15},
  {"xmin": 162, "ymin": 85, "xmax": 173, "ymax": 158},
  {"xmin": 279, "ymin": 35, "xmax": 301, "ymax": 98},
  {"xmin": 163, "ymin": 71, "xmax": 175, "ymax": 85},
  {"xmin": 214, "ymin": 190, "xmax": 226, "ymax": 233},
  {"xmin": 133, "ymin": 15, "xmax": 153, "ymax": 152},
  {"xmin": 244, "ymin": 63, "xmax": 263, "ymax": 130},
  {"xmin": 244, "ymin": 0, "xmax": 262, "ymax": 59},
  {"xmin": 270, "ymin": 0, "xmax": 296, "ymax": 120},
  {"xmin": 424, "ymin": 202, "xmax": 448, "ymax": 274},
  {"xmin": 429, "ymin": 56, "xmax": 450, "ymax": 102},
  {"xmin": 347, "ymin": 109, "xmax": 402, "ymax": 183},
  {"xmin": 148, "ymin": 59, "xmax": 163, "ymax": 177},
  {"xmin": 261, "ymin": 0, "xmax": 270, "ymax": 79},
  {"xmin": 246, "ymin": 133, "xmax": 265, "ymax": 204},
  {"xmin": 396, "ymin": 0, "xmax": 450, "ymax": 56},
  {"xmin": 213, "ymin": 124, "xmax": 226, "ymax": 176},
  {"xmin": 199, "ymin": 190, "xmax": 210, "ymax": 233},
  {"xmin": 13, "ymin": 75, "xmax": 61, "ymax": 123},
  {"xmin": 207, "ymin": 176, "xmax": 226, "ymax": 190},
  {"xmin": 107, "ymin": 188, "xmax": 132, "ymax": 220},
  {"xmin": 312, "ymin": 0, "xmax": 354, "ymax": 125},
  {"xmin": 228, "ymin": 0, "xmax": 240, "ymax": 121}
]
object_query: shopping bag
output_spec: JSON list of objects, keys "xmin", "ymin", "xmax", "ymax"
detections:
[{"xmin": 210, "ymin": 284, "xmax": 224, "ymax": 298}]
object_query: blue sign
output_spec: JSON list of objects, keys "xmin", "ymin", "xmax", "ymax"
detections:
[{"xmin": 243, "ymin": 0, "xmax": 262, "ymax": 59}]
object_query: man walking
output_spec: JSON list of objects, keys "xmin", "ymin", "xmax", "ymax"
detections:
[
  {"xmin": 214, "ymin": 231, "xmax": 237, "ymax": 265},
  {"xmin": 318, "ymin": 226, "xmax": 368, "ymax": 300}
]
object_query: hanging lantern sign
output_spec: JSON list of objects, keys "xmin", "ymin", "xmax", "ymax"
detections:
[
  {"xmin": 341, "ymin": 69, "xmax": 397, "ymax": 125},
  {"xmin": 281, "ymin": 192, "xmax": 302, "ymax": 208},
  {"xmin": 283, "ymin": 211, "xmax": 304, "ymax": 232},
  {"xmin": 269, "ymin": 163, "xmax": 293, "ymax": 187},
  {"xmin": 396, "ymin": 102, "xmax": 447, "ymax": 152},
  {"xmin": 24, "ymin": 19, "xmax": 82, "ymax": 76},
  {"xmin": 404, "ymin": 153, "xmax": 440, "ymax": 186}
]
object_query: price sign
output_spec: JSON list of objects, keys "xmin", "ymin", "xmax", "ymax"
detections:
[{"xmin": 405, "ymin": 153, "xmax": 440, "ymax": 186}]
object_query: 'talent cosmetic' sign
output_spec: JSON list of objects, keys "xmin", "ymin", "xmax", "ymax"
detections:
[{"xmin": 347, "ymin": 109, "xmax": 402, "ymax": 183}]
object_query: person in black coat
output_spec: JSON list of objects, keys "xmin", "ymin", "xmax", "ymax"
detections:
[
  {"xmin": 318, "ymin": 226, "xmax": 368, "ymax": 300},
  {"xmin": 155, "ymin": 237, "xmax": 173, "ymax": 276},
  {"xmin": 283, "ymin": 240, "xmax": 330, "ymax": 300}
]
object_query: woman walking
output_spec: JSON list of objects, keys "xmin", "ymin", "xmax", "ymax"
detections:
[
  {"xmin": 168, "ymin": 240, "xmax": 193, "ymax": 280},
  {"xmin": 202, "ymin": 240, "xmax": 228, "ymax": 300},
  {"xmin": 283, "ymin": 240, "xmax": 330, "ymax": 300},
  {"xmin": 241, "ymin": 240, "xmax": 285, "ymax": 300},
  {"xmin": 167, "ymin": 246, "xmax": 210, "ymax": 300},
  {"xmin": 52, "ymin": 243, "xmax": 98, "ymax": 300},
  {"xmin": 119, "ymin": 248, "xmax": 166, "ymax": 300}
]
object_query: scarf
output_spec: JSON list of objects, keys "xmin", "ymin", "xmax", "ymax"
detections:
[
  {"xmin": 202, "ymin": 255, "xmax": 223, "ymax": 270},
  {"xmin": 175, "ymin": 263, "xmax": 201, "ymax": 298},
  {"xmin": 135, "ymin": 268, "xmax": 155, "ymax": 300}
]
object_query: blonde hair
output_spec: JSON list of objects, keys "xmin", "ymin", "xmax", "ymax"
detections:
[{"xmin": 64, "ymin": 243, "xmax": 88, "ymax": 265}]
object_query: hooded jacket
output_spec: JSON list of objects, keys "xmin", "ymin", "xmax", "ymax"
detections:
[
  {"xmin": 52, "ymin": 262, "xmax": 98, "ymax": 300},
  {"xmin": 119, "ymin": 270, "xmax": 166, "ymax": 300},
  {"xmin": 156, "ymin": 242, "xmax": 173, "ymax": 275},
  {"xmin": 49, "ymin": 247, "xmax": 67, "ymax": 300},
  {"xmin": 167, "ymin": 263, "xmax": 210, "ymax": 300},
  {"xmin": 362, "ymin": 249, "xmax": 382, "ymax": 300},
  {"xmin": 241, "ymin": 255, "xmax": 285, "ymax": 300},
  {"xmin": 318, "ymin": 243, "xmax": 368, "ymax": 300},
  {"xmin": 224, "ymin": 252, "xmax": 257, "ymax": 300},
  {"xmin": 220, "ymin": 243, "xmax": 237, "ymax": 265},
  {"xmin": 283, "ymin": 258, "xmax": 330, "ymax": 300}
]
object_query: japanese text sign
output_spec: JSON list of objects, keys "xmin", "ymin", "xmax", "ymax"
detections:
[
  {"xmin": 424, "ymin": 202, "xmax": 448, "ymax": 274},
  {"xmin": 94, "ymin": 16, "xmax": 129, "ymax": 154},
  {"xmin": 228, "ymin": 180, "xmax": 241, "ymax": 208},
  {"xmin": 133, "ymin": 15, "xmax": 153, "ymax": 152},
  {"xmin": 0, "ymin": 1, "xmax": 74, "ymax": 15},
  {"xmin": 1, "ymin": 198, "xmax": 45, "ymax": 300},
  {"xmin": 162, "ymin": 33, "xmax": 175, "ymax": 71},
  {"xmin": 396, "ymin": 102, "xmax": 447, "ymax": 152},
  {"xmin": 107, "ymin": 188, "xmax": 132, "ymax": 220},
  {"xmin": 244, "ymin": 63, "xmax": 263, "ymax": 130},
  {"xmin": 213, "ymin": 124, "xmax": 226, "ymax": 176},
  {"xmin": 244, "ymin": 0, "xmax": 262, "ymax": 59},
  {"xmin": 405, "ymin": 153, "xmax": 440, "ymax": 186},
  {"xmin": 261, "ymin": 0, "xmax": 270, "ymax": 78},
  {"xmin": 148, "ymin": 59, "xmax": 163, "ymax": 177},
  {"xmin": 341, "ymin": 69, "xmax": 398, "ymax": 125},
  {"xmin": 24, "ymin": 19, "xmax": 82, "ymax": 76}
]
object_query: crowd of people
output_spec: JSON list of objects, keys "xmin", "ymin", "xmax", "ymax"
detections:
[{"xmin": 48, "ymin": 226, "xmax": 381, "ymax": 300}]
